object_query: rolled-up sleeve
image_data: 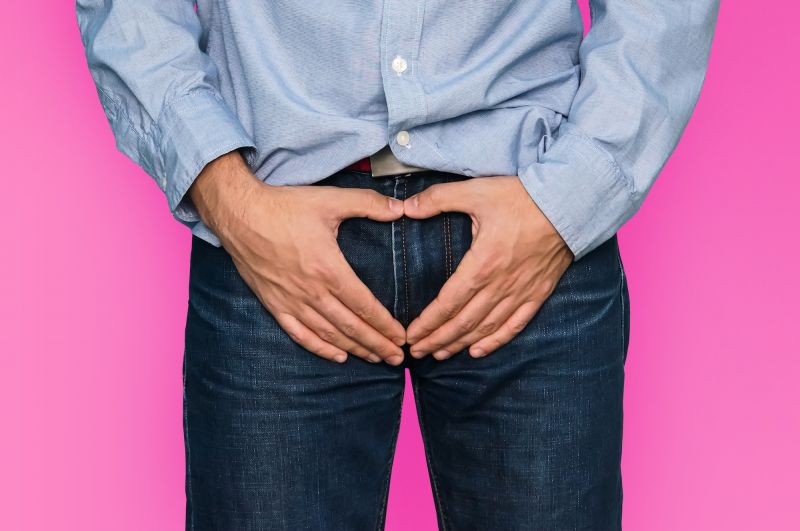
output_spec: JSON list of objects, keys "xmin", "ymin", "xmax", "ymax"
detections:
[
  {"xmin": 75, "ymin": 0, "xmax": 257, "ymax": 228},
  {"xmin": 518, "ymin": 0, "xmax": 720, "ymax": 260}
]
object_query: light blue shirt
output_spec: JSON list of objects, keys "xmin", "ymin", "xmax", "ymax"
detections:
[{"xmin": 75, "ymin": 1, "xmax": 718, "ymax": 260}]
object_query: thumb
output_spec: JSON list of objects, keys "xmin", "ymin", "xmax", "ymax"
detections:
[
  {"xmin": 334, "ymin": 188, "xmax": 405, "ymax": 222},
  {"xmin": 403, "ymin": 181, "xmax": 473, "ymax": 219}
]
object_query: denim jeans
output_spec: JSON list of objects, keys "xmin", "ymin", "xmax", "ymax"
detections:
[{"xmin": 183, "ymin": 168, "xmax": 630, "ymax": 530}]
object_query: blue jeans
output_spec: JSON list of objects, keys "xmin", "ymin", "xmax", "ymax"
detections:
[{"xmin": 183, "ymin": 168, "xmax": 630, "ymax": 530}]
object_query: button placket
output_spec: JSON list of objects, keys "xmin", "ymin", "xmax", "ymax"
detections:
[{"xmin": 382, "ymin": 1, "xmax": 428, "ymax": 154}]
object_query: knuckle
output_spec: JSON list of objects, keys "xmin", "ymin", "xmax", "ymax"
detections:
[
  {"xmin": 538, "ymin": 278, "xmax": 555, "ymax": 295},
  {"xmin": 424, "ymin": 185, "xmax": 441, "ymax": 205},
  {"xmin": 480, "ymin": 248, "xmax": 509, "ymax": 274},
  {"xmin": 476, "ymin": 320, "xmax": 497, "ymax": 335},
  {"xmin": 364, "ymin": 190, "xmax": 382, "ymax": 210},
  {"xmin": 499, "ymin": 274, "xmax": 519, "ymax": 293},
  {"xmin": 306, "ymin": 261, "xmax": 333, "ymax": 282},
  {"xmin": 339, "ymin": 322, "xmax": 358, "ymax": 338},
  {"xmin": 381, "ymin": 194, "xmax": 396, "ymax": 212},
  {"xmin": 471, "ymin": 265, "xmax": 494, "ymax": 285},
  {"xmin": 435, "ymin": 299, "xmax": 459, "ymax": 320},
  {"xmin": 296, "ymin": 290, "xmax": 318, "ymax": 307},
  {"xmin": 509, "ymin": 319, "xmax": 528, "ymax": 334},
  {"xmin": 455, "ymin": 316, "xmax": 477, "ymax": 333},
  {"xmin": 322, "ymin": 275, "xmax": 345, "ymax": 295},
  {"xmin": 410, "ymin": 327, "xmax": 430, "ymax": 341},
  {"xmin": 442, "ymin": 306, "xmax": 460, "ymax": 320},
  {"xmin": 354, "ymin": 303, "xmax": 375, "ymax": 321},
  {"xmin": 317, "ymin": 327, "xmax": 339, "ymax": 344}
]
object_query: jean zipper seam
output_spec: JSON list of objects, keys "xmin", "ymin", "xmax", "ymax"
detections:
[{"xmin": 401, "ymin": 179, "xmax": 410, "ymax": 326}]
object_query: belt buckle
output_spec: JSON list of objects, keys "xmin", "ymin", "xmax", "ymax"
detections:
[{"xmin": 369, "ymin": 144, "xmax": 428, "ymax": 177}]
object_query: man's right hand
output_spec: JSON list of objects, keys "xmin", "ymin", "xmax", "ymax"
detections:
[{"xmin": 189, "ymin": 150, "xmax": 406, "ymax": 365}]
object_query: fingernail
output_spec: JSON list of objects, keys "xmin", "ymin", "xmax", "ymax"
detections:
[
  {"xmin": 389, "ymin": 198, "xmax": 404, "ymax": 214},
  {"xmin": 433, "ymin": 350, "xmax": 449, "ymax": 360},
  {"xmin": 407, "ymin": 336, "xmax": 418, "ymax": 345},
  {"xmin": 387, "ymin": 355, "xmax": 405, "ymax": 366},
  {"xmin": 334, "ymin": 353, "xmax": 348, "ymax": 363},
  {"xmin": 410, "ymin": 348, "xmax": 424, "ymax": 358},
  {"xmin": 410, "ymin": 195, "xmax": 420, "ymax": 208},
  {"xmin": 392, "ymin": 336, "xmax": 406, "ymax": 347},
  {"xmin": 470, "ymin": 348, "xmax": 485, "ymax": 358},
  {"xmin": 367, "ymin": 354, "xmax": 381, "ymax": 363}
]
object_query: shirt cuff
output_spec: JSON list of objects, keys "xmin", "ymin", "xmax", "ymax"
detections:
[
  {"xmin": 151, "ymin": 89, "xmax": 258, "ymax": 226},
  {"xmin": 517, "ymin": 123, "xmax": 637, "ymax": 261}
]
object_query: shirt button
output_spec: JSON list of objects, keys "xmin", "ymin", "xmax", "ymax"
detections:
[
  {"xmin": 395, "ymin": 130, "xmax": 410, "ymax": 146},
  {"xmin": 391, "ymin": 55, "xmax": 408, "ymax": 74}
]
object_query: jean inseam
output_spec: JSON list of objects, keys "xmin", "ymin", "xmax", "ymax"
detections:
[
  {"xmin": 374, "ymin": 385, "xmax": 405, "ymax": 531},
  {"xmin": 411, "ymin": 377, "xmax": 450, "ymax": 531}
]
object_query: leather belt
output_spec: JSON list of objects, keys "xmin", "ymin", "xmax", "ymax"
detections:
[{"xmin": 344, "ymin": 144, "xmax": 428, "ymax": 177}]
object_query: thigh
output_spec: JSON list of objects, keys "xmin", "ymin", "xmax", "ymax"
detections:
[
  {"xmin": 410, "ymin": 219, "xmax": 630, "ymax": 530},
  {"xmin": 182, "ymin": 202, "xmax": 405, "ymax": 530}
]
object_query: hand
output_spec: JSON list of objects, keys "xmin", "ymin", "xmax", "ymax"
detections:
[
  {"xmin": 403, "ymin": 176, "xmax": 574, "ymax": 360},
  {"xmin": 189, "ymin": 151, "xmax": 407, "ymax": 365}
]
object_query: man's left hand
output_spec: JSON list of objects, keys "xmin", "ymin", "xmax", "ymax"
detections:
[{"xmin": 403, "ymin": 176, "xmax": 574, "ymax": 360}]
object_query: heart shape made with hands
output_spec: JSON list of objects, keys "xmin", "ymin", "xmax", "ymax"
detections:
[
  {"xmin": 398, "ymin": 175, "xmax": 573, "ymax": 361},
  {"xmin": 199, "ymin": 156, "xmax": 572, "ymax": 367}
]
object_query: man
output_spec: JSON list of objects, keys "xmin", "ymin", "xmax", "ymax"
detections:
[{"xmin": 76, "ymin": 1, "xmax": 718, "ymax": 529}]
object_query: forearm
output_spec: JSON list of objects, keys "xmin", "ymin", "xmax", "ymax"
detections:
[{"xmin": 76, "ymin": 0, "xmax": 257, "ymax": 226}]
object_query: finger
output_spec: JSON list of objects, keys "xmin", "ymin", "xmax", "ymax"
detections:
[
  {"xmin": 333, "ymin": 188, "xmax": 405, "ymax": 222},
  {"xmin": 274, "ymin": 312, "xmax": 348, "ymax": 363},
  {"xmin": 468, "ymin": 301, "xmax": 541, "ymax": 358},
  {"xmin": 406, "ymin": 249, "xmax": 485, "ymax": 344},
  {"xmin": 328, "ymin": 253, "xmax": 406, "ymax": 346},
  {"xmin": 315, "ymin": 295, "xmax": 405, "ymax": 366},
  {"xmin": 299, "ymin": 306, "xmax": 383, "ymax": 363},
  {"xmin": 403, "ymin": 181, "xmax": 475, "ymax": 219},
  {"xmin": 409, "ymin": 286, "xmax": 505, "ymax": 359},
  {"xmin": 433, "ymin": 295, "xmax": 519, "ymax": 360}
]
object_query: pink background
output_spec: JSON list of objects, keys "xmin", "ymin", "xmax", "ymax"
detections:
[{"xmin": 2, "ymin": 2, "xmax": 798, "ymax": 529}]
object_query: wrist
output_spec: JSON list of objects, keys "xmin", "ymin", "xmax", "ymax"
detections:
[{"xmin": 189, "ymin": 150, "xmax": 265, "ymax": 236}]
